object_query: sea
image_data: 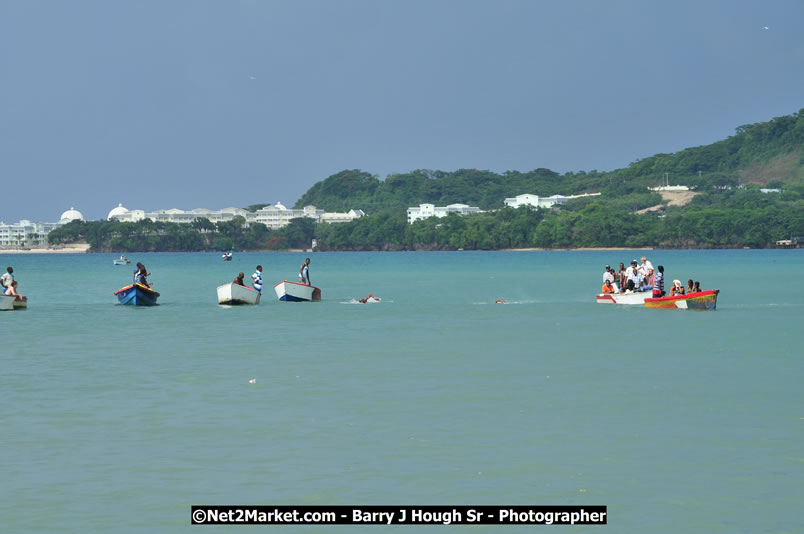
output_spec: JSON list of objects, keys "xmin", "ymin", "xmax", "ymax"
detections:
[{"xmin": 1, "ymin": 250, "xmax": 802, "ymax": 533}]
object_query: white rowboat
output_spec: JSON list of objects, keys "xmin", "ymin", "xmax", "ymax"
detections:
[{"xmin": 217, "ymin": 283, "xmax": 261, "ymax": 305}]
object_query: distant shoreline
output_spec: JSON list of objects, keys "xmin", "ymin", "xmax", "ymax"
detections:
[{"xmin": 0, "ymin": 244, "xmax": 91, "ymax": 255}]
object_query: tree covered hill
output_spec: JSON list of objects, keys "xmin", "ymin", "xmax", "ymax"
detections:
[{"xmin": 293, "ymin": 108, "xmax": 804, "ymax": 213}]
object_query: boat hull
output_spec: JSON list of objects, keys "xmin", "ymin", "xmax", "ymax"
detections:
[
  {"xmin": 12, "ymin": 297, "xmax": 27, "ymax": 309},
  {"xmin": 114, "ymin": 283, "xmax": 160, "ymax": 306},
  {"xmin": 217, "ymin": 283, "xmax": 261, "ymax": 305},
  {"xmin": 0, "ymin": 295, "xmax": 15, "ymax": 311},
  {"xmin": 644, "ymin": 289, "xmax": 719, "ymax": 310},
  {"xmin": 273, "ymin": 281, "xmax": 321, "ymax": 302},
  {"xmin": 113, "ymin": 260, "xmax": 131, "ymax": 265},
  {"xmin": 596, "ymin": 291, "xmax": 651, "ymax": 305}
]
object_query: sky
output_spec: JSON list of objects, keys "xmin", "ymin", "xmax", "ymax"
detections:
[{"xmin": 1, "ymin": 0, "xmax": 802, "ymax": 222}]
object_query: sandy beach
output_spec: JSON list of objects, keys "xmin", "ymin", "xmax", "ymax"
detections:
[{"xmin": 0, "ymin": 244, "xmax": 91, "ymax": 254}]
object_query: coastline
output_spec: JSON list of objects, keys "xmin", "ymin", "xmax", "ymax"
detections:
[{"xmin": 0, "ymin": 244, "xmax": 91, "ymax": 254}]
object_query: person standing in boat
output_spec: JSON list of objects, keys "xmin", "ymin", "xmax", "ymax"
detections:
[
  {"xmin": 1, "ymin": 267, "xmax": 14, "ymax": 290},
  {"xmin": 637, "ymin": 256, "xmax": 653, "ymax": 276},
  {"xmin": 134, "ymin": 262, "xmax": 152, "ymax": 287},
  {"xmin": 603, "ymin": 265, "xmax": 615, "ymax": 286},
  {"xmin": 299, "ymin": 258, "xmax": 311, "ymax": 285},
  {"xmin": 653, "ymin": 265, "xmax": 665, "ymax": 297},
  {"xmin": 251, "ymin": 265, "xmax": 263, "ymax": 292}
]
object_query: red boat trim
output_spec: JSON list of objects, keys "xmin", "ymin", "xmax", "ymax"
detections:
[{"xmin": 644, "ymin": 289, "xmax": 719, "ymax": 303}]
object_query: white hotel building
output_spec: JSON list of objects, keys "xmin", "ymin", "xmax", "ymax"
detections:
[
  {"xmin": 108, "ymin": 203, "xmax": 364, "ymax": 230},
  {"xmin": 406, "ymin": 203, "xmax": 482, "ymax": 224},
  {"xmin": 503, "ymin": 192, "xmax": 601, "ymax": 209},
  {"xmin": 0, "ymin": 208, "xmax": 85, "ymax": 248}
]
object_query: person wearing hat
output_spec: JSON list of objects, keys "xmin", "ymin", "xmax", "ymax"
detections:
[
  {"xmin": 0, "ymin": 266, "xmax": 14, "ymax": 290},
  {"xmin": 603, "ymin": 265, "xmax": 615, "ymax": 285},
  {"xmin": 670, "ymin": 279, "xmax": 685, "ymax": 296}
]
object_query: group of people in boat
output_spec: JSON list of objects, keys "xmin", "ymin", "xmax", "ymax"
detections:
[
  {"xmin": 602, "ymin": 256, "xmax": 702, "ymax": 297},
  {"xmin": 1, "ymin": 266, "xmax": 25, "ymax": 300}
]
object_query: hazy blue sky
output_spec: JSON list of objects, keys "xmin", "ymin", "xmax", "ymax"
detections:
[{"xmin": 2, "ymin": 0, "xmax": 802, "ymax": 222}]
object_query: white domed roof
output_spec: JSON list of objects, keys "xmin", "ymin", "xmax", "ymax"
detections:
[
  {"xmin": 107, "ymin": 203, "xmax": 129, "ymax": 220},
  {"xmin": 60, "ymin": 207, "xmax": 84, "ymax": 222}
]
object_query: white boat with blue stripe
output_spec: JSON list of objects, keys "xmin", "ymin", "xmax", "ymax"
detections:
[{"xmin": 273, "ymin": 280, "xmax": 321, "ymax": 302}]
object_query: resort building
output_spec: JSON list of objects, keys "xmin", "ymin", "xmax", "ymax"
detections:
[
  {"xmin": 503, "ymin": 192, "xmax": 601, "ymax": 209},
  {"xmin": 107, "ymin": 203, "xmax": 364, "ymax": 230},
  {"xmin": 319, "ymin": 209, "xmax": 366, "ymax": 225},
  {"xmin": 253, "ymin": 203, "xmax": 322, "ymax": 229},
  {"xmin": 0, "ymin": 208, "xmax": 84, "ymax": 248},
  {"xmin": 406, "ymin": 203, "xmax": 482, "ymax": 224}
]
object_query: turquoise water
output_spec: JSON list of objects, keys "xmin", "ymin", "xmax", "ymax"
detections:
[{"xmin": 1, "ymin": 250, "xmax": 802, "ymax": 533}]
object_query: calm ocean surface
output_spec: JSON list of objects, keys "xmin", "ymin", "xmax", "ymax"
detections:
[{"xmin": 1, "ymin": 250, "xmax": 802, "ymax": 533}]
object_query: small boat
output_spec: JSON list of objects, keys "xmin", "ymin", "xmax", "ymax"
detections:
[
  {"xmin": 273, "ymin": 280, "xmax": 321, "ymax": 302},
  {"xmin": 644, "ymin": 289, "xmax": 719, "ymax": 310},
  {"xmin": 0, "ymin": 294, "xmax": 15, "ymax": 311},
  {"xmin": 113, "ymin": 257, "xmax": 131, "ymax": 265},
  {"xmin": 217, "ymin": 283, "xmax": 261, "ymax": 305},
  {"xmin": 0, "ymin": 294, "xmax": 26, "ymax": 310},
  {"xmin": 114, "ymin": 283, "xmax": 160, "ymax": 306},
  {"xmin": 596, "ymin": 291, "xmax": 652, "ymax": 305},
  {"xmin": 222, "ymin": 251, "xmax": 233, "ymax": 261}
]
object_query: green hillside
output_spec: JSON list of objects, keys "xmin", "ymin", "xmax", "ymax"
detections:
[{"xmin": 295, "ymin": 108, "xmax": 804, "ymax": 213}]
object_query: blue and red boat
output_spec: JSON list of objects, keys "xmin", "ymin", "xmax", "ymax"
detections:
[{"xmin": 114, "ymin": 283, "xmax": 160, "ymax": 306}]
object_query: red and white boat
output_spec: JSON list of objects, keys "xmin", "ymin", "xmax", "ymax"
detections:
[
  {"xmin": 273, "ymin": 281, "xmax": 322, "ymax": 302},
  {"xmin": 596, "ymin": 291, "xmax": 652, "ymax": 305},
  {"xmin": 644, "ymin": 289, "xmax": 719, "ymax": 310}
]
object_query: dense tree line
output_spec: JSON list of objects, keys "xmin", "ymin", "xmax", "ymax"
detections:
[
  {"xmin": 312, "ymin": 185, "xmax": 804, "ymax": 250},
  {"xmin": 46, "ymin": 216, "xmax": 316, "ymax": 252}
]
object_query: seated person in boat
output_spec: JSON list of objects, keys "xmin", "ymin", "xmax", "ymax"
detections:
[
  {"xmin": 625, "ymin": 268, "xmax": 644, "ymax": 292},
  {"xmin": 233, "ymin": 272, "xmax": 247, "ymax": 286},
  {"xmin": 686, "ymin": 280, "xmax": 695, "ymax": 294},
  {"xmin": 670, "ymin": 280, "xmax": 685, "ymax": 296},
  {"xmin": 693, "ymin": 281, "xmax": 700, "ymax": 292},
  {"xmin": 601, "ymin": 279, "xmax": 616, "ymax": 294},
  {"xmin": 359, "ymin": 293, "xmax": 381, "ymax": 303},
  {"xmin": 3, "ymin": 280, "xmax": 24, "ymax": 300}
]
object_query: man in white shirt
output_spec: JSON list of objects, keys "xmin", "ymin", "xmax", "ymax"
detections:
[
  {"xmin": 0, "ymin": 267, "xmax": 13, "ymax": 289},
  {"xmin": 638, "ymin": 256, "xmax": 653, "ymax": 276}
]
